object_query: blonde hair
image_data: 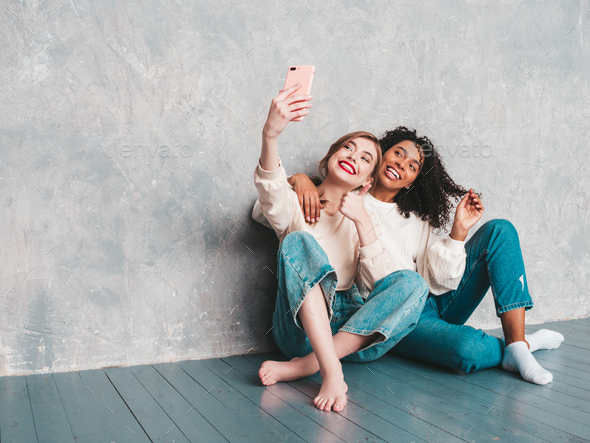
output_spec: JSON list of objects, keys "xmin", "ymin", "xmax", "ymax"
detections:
[{"xmin": 317, "ymin": 131, "xmax": 382, "ymax": 183}]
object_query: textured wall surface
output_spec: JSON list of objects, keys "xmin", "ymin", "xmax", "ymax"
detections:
[{"xmin": 1, "ymin": 0, "xmax": 589, "ymax": 376}]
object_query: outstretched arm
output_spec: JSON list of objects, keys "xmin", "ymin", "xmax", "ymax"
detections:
[
  {"xmin": 260, "ymin": 84, "xmax": 313, "ymax": 171},
  {"xmin": 253, "ymin": 85, "xmax": 313, "ymax": 239}
]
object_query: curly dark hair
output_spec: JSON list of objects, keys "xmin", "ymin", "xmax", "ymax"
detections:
[{"xmin": 379, "ymin": 126, "xmax": 476, "ymax": 232}]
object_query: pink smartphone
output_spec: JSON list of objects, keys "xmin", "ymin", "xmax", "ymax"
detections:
[
  {"xmin": 283, "ymin": 65, "xmax": 315, "ymax": 97},
  {"xmin": 283, "ymin": 66, "xmax": 314, "ymax": 120}
]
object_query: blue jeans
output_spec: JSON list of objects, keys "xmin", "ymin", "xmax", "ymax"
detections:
[
  {"xmin": 272, "ymin": 231, "xmax": 429, "ymax": 363},
  {"xmin": 390, "ymin": 219, "xmax": 534, "ymax": 373}
]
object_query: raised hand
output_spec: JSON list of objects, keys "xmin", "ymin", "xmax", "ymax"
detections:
[
  {"xmin": 259, "ymin": 85, "xmax": 313, "ymax": 171},
  {"xmin": 339, "ymin": 184, "xmax": 377, "ymax": 248},
  {"xmin": 339, "ymin": 184, "xmax": 372, "ymax": 225},
  {"xmin": 452, "ymin": 188, "xmax": 484, "ymax": 236},
  {"xmin": 262, "ymin": 84, "xmax": 313, "ymax": 139}
]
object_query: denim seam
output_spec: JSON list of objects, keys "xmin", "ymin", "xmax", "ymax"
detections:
[
  {"xmin": 281, "ymin": 249, "xmax": 337, "ymax": 327},
  {"xmin": 483, "ymin": 248, "xmax": 512, "ymax": 318},
  {"xmin": 408, "ymin": 287, "xmax": 429, "ymax": 311},
  {"xmin": 428, "ymin": 296, "xmax": 438, "ymax": 314},
  {"xmin": 439, "ymin": 248, "xmax": 488, "ymax": 318},
  {"xmin": 280, "ymin": 249, "xmax": 307, "ymax": 285},
  {"xmin": 481, "ymin": 247, "xmax": 513, "ymax": 317},
  {"xmin": 483, "ymin": 246, "xmax": 534, "ymax": 317}
]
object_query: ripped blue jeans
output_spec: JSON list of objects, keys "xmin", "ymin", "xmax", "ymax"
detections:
[
  {"xmin": 391, "ymin": 219, "xmax": 534, "ymax": 373},
  {"xmin": 272, "ymin": 231, "xmax": 429, "ymax": 363}
]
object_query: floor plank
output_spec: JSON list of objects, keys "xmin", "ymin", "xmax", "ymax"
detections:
[
  {"xmin": 560, "ymin": 317, "xmax": 590, "ymax": 328},
  {"xmin": 534, "ymin": 342, "xmax": 590, "ymax": 366},
  {"xmin": 129, "ymin": 364, "xmax": 228, "ymax": 443},
  {"xmin": 534, "ymin": 348, "xmax": 590, "ymax": 373},
  {"xmin": 153, "ymin": 362, "xmax": 258, "ymax": 443},
  {"xmin": 53, "ymin": 369, "xmax": 152, "ymax": 443},
  {"xmin": 473, "ymin": 356, "xmax": 590, "ymax": 415},
  {"xmin": 76, "ymin": 368, "xmax": 152, "ymax": 442},
  {"xmin": 0, "ymin": 376, "xmax": 38, "ymax": 443},
  {"xmin": 104, "ymin": 366, "xmax": 190, "ymax": 442},
  {"xmin": 533, "ymin": 350, "xmax": 590, "ymax": 376},
  {"xmin": 26, "ymin": 373, "xmax": 75, "ymax": 443},
  {"xmin": 54, "ymin": 371, "xmax": 126, "ymax": 443}
]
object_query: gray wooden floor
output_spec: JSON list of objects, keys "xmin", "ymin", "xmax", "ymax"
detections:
[{"xmin": 1, "ymin": 317, "xmax": 589, "ymax": 443}]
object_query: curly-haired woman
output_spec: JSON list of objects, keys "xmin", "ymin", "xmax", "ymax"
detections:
[{"xmin": 284, "ymin": 126, "xmax": 564, "ymax": 385}]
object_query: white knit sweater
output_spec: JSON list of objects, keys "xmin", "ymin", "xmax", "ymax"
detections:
[{"xmin": 362, "ymin": 193, "xmax": 466, "ymax": 296}]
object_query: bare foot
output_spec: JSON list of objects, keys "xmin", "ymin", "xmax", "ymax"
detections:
[
  {"xmin": 313, "ymin": 373, "xmax": 348, "ymax": 412},
  {"xmin": 258, "ymin": 357, "xmax": 311, "ymax": 386}
]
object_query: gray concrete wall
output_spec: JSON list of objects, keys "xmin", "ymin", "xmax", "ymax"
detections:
[{"xmin": 1, "ymin": 0, "xmax": 589, "ymax": 376}]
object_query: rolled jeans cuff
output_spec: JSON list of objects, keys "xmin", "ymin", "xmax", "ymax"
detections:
[{"xmin": 497, "ymin": 300, "xmax": 534, "ymax": 316}]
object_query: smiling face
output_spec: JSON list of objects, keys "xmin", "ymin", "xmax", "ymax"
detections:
[
  {"xmin": 379, "ymin": 140, "xmax": 424, "ymax": 191},
  {"xmin": 326, "ymin": 137, "xmax": 379, "ymax": 189}
]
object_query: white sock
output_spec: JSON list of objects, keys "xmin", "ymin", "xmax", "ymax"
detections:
[
  {"xmin": 502, "ymin": 341, "xmax": 553, "ymax": 385},
  {"xmin": 525, "ymin": 329, "xmax": 564, "ymax": 352}
]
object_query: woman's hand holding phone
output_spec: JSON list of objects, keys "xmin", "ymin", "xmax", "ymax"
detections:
[
  {"xmin": 259, "ymin": 84, "xmax": 313, "ymax": 171},
  {"xmin": 282, "ymin": 65, "xmax": 315, "ymax": 121},
  {"xmin": 262, "ymin": 84, "xmax": 313, "ymax": 139}
]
